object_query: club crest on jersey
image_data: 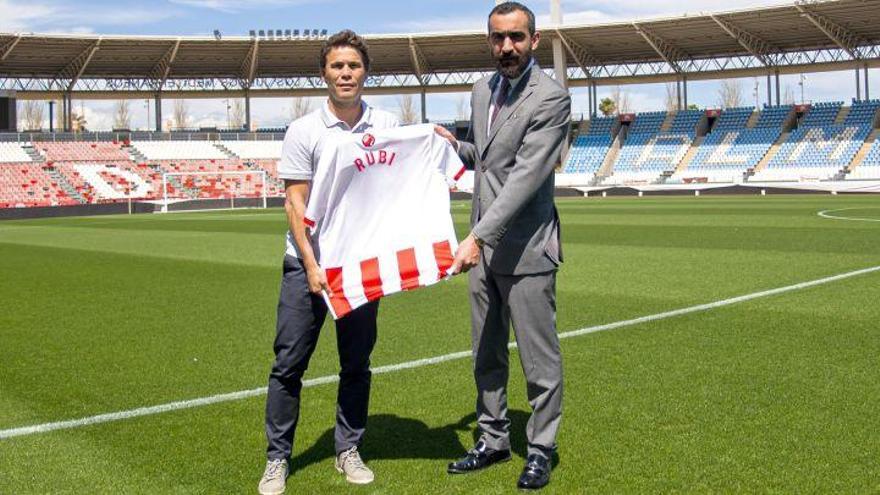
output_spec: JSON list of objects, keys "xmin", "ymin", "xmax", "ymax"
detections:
[
  {"xmin": 362, "ymin": 134, "xmax": 376, "ymax": 147},
  {"xmin": 354, "ymin": 148, "xmax": 396, "ymax": 172}
]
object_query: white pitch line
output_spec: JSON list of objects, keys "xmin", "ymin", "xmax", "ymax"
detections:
[
  {"xmin": 3, "ymin": 263, "xmax": 880, "ymax": 441},
  {"xmin": 818, "ymin": 207, "xmax": 880, "ymax": 223}
]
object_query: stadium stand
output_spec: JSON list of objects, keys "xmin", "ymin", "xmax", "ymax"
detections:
[
  {"xmin": 176, "ymin": 174, "xmax": 266, "ymax": 200},
  {"xmin": 0, "ymin": 163, "xmax": 78, "ymax": 208},
  {"xmin": 675, "ymin": 128, "xmax": 780, "ymax": 183},
  {"xmin": 130, "ymin": 141, "xmax": 230, "ymax": 160},
  {"xmin": 751, "ymin": 124, "xmax": 870, "ymax": 181},
  {"xmin": 0, "ymin": 142, "xmax": 34, "ymax": 163},
  {"xmin": 4, "ymin": 97, "xmax": 880, "ymax": 209},
  {"xmin": 848, "ymin": 139, "xmax": 880, "ymax": 180},
  {"xmin": 34, "ymin": 141, "xmax": 130, "ymax": 162},
  {"xmin": 712, "ymin": 107, "xmax": 754, "ymax": 130},
  {"xmin": 629, "ymin": 111, "xmax": 666, "ymax": 134},
  {"xmin": 562, "ymin": 134, "xmax": 613, "ymax": 174},
  {"xmin": 248, "ymin": 159, "xmax": 285, "ymax": 196},
  {"xmin": 605, "ymin": 130, "xmax": 693, "ymax": 184},
  {"xmin": 755, "ymin": 105, "xmax": 792, "ymax": 128},
  {"xmin": 561, "ymin": 115, "xmax": 617, "ymax": 174},
  {"xmin": 800, "ymin": 101, "xmax": 843, "ymax": 127},
  {"xmin": 668, "ymin": 110, "xmax": 703, "ymax": 133},
  {"xmin": 586, "ymin": 116, "xmax": 616, "ymax": 135},
  {"xmin": 218, "ymin": 140, "xmax": 283, "ymax": 159},
  {"xmin": 843, "ymin": 99, "xmax": 880, "ymax": 126}
]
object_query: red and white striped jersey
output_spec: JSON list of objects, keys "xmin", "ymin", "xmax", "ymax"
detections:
[{"xmin": 304, "ymin": 124, "xmax": 467, "ymax": 319}]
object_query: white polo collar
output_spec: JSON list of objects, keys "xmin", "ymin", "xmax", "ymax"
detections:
[{"xmin": 321, "ymin": 99, "xmax": 372, "ymax": 131}]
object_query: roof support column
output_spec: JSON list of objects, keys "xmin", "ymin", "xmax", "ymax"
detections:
[
  {"xmin": 865, "ymin": 63, "xmax": 870, "ymax": 101},
  {"xmin": 550, "ymin": 0, "xmax": 569, "ymax": 161},
  {"xmin": 589, "ymin": 83, "xmax": 594, "ymax": 118},
  {"xmin": 552, "ymin": 38, "xmax": 567, "ymax": 88},
  {"xmin": 683, "ymin": 75, "xmax": 688, "ymax": 109},
  {"xmin": 245, "ymin": 90, "xmax": 252, "ymax": 131},
  {"xmin": 550, "ymin": 0, "xmax": 567, "ymax": 88},
  {"xmin": 407, "ymin": 36, "xmax": 430, "ymax": 124},
  {"xmin": 155, "ymin": 94, "xmax": 162, "ymax": 132},
  {"xmin": 587, "ymin": 82, "xmax": 593, "ymax": 120},
  {"xmin": 64, "ymin": 94, "xmax": 73, "ymax": 132},
  {"xmin": 855, "ymin": 65, "xmax": 861, "ymax": 101},
  {"xmin": 60, "ymin": 95, "xmax": 66, "ymax": 132},
  {"xmin": 60, "ymin": 96, "xmax": 66, "ymax": 132},
  {"xmin": 592, "ymin": 81, "xmax": 598, "ymax": 118},
  {"xmin": 766, "ymin": 74, "xmax": 772, "ymax": 106},
  {"xmin": 676, "ymin": 78, "xmax": 682, "ymax": 110},
  {"xmin": 48, "ymin": 100, "xmax": 55, "ymax": 133},
  {"xmin": 775, "ymin": 70, "xmax": 781, "ymax": 106}
]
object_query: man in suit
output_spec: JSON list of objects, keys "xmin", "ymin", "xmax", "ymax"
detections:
[{"xmin": 435, "ymin": 1, "xmax": 570, "ymax": 491}]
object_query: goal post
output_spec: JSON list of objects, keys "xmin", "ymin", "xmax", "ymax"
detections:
[{"xmin": 160, "ymin": 170, "xmax": 268, "ymax": 213}]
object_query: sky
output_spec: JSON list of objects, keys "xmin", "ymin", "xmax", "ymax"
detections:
[{"xmin": 3, "ymin": 0, "xmax": 877, "ymax": 130}]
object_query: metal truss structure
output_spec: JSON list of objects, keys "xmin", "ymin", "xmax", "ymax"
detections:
[{"xmin": 0, "ymin": 0, "xmax": 877, "ymax": 101}]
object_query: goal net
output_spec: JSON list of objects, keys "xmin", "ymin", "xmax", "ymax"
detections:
[{"xmin": 159, "ymin": 171, "xmax": 268, "ymax": 213}]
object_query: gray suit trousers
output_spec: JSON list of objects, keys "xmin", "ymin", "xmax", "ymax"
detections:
[{"xmin": 469, "ymin": 257, "xmax": 562, "ymax": 459}]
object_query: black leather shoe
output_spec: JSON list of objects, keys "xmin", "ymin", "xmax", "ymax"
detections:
[
  {"xmin": 517, "ymin": 454, "xmax": 550, "ymax": 490},
  {"xmin": 447, "ymin": 440, "xmax": 511, "ymax": 474}
]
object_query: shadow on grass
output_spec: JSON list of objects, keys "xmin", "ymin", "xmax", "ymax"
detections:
[{"xmin": 290, "ymin": 409, "xmax": 539, "ymax": 474}]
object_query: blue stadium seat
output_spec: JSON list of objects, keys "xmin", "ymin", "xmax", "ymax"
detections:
[
  {"xmin": 755, "ymin": 105, "xmax": 792, "ymax": 128},
  {"xmin": 800, "ymin": 101, "xmax": 843, "ymax": 127},
  {"xmin": 586, "ymin": 116, "xmax": 616, "ymax": 135},
  {"xmin": 668, "ymin": 110, "xmax": 703, "ymax": 134},
  {"xmin": 753, "ymin": 124, "xmax": 871, "ymax": 181},
  {"xmin": 843, "ymin": 98, "xmax": 880, "ymax": 126},
  {"xmin": 629, "ymin": 111, "xmax": 666, "ymax": 134},
  {"xmin": 562, "ymin": 134, "xmax": 613, "ymax": 174},
  {"xmin": 849, "ymin": 138, "xmax": 880, "ymax": 179},
  {"xmin": 712, "ymin": 107, "xmax": 754, "ymax": 130},
  {"xmin": 606, "ymin": 131, "xmax": 693, "ymax": 183},
  {"xmin": 687, "ymin": 128, "xmax": 780, "ymax": 175}
]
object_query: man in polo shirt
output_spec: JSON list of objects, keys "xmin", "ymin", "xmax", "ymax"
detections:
[{"xmin": 259, "ymin": 29, "xmax": 399, "ymax": 495}]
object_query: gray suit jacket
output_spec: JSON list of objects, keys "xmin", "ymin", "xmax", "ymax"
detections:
[{"xmin": 458, "ymin": 65, "xmax": 571, "ymax": 276}]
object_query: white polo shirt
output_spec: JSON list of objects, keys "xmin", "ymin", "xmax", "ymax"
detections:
[{"xmin": 278, "ymin": 100, "xmax": 399, "ymax": 258}]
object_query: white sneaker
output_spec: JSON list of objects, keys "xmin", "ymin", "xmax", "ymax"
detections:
[
  {"xmin": 335, "ymin": 446, "xmax": 374, "ymax": 485},
  {"xmin": 258, "ymin": 458, "xmax": 288, "ymax": 495}
]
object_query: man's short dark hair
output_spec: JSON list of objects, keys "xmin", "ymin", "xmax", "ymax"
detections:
[
  {"xmin": 488, "ymin": 1, "xmax": 536, "ymax": 35},
  {"xmin": 320, "ymin": 29, "xmax": 371, "ymax": 72}
]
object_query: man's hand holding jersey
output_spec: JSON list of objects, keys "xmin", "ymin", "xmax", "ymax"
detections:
[{"xmin": 450, "ymin": 233, "xmax": 481, "ymax": 275}]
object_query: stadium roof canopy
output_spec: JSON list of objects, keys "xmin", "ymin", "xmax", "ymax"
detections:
[{"xmin": 1, "ymin": 0, "xmax": 879, "ymax": 99}]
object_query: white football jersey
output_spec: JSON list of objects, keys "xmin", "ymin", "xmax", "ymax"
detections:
[{"xmin": 304, "ymin": 124, "xmax": 467, "ymax": 319}]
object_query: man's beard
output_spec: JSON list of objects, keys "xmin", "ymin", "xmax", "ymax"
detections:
[{"xmin": 496, "ymin": 50, "xmax": 531, "ymax": 79}]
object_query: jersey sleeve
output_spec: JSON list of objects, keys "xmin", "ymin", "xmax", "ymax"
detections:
[
  {"xmin": 303, "ymin": 140, "xmax": 338, "ymax": 229},
  {"xmin": 432, "ymin": 132, "xmax": 467, "ymax": 187},
  {"xmin": 277, "ymin": 123, "xmax": 313, "ymax": 181}
]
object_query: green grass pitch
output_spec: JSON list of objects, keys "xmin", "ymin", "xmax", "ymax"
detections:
[{"xmin": 1, "ymin": 195, "xmax": 879, "ymax": 493}]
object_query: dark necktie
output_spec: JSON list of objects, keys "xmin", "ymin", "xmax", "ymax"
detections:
[{"xmin": 490, "ymin": 77, "xmax": 510, "ymax": 127}]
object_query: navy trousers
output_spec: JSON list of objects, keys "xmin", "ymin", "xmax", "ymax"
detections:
[{"xmin": 265, "ymin": 255, "xmax": 379, "ymax": 460}]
